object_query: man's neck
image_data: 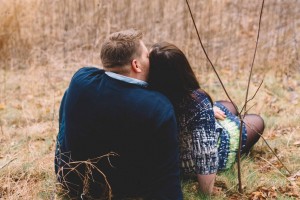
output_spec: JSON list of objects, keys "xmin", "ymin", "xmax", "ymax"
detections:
[
  {"xmin": 105, "ymin": 71, "xmax": 148, "ymax": 87},
  {"xmin": 104, "ymin": 66, "xmax": 130, "ymax": 76},
  {"xmin": 104, "ymin": 66, "xmax": 145, "ymax": 82}
]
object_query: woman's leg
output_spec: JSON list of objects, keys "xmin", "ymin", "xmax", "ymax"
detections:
[
  {"xmin": 216, "ymin": 100, "xmax": 238, "ymax": 115},
  {"xmin": 216, "ymin": 101, "xmax": 265, "ymax": 153},
  {"xmin": 242, "ymin": 114, "xmax": 265, "ymax": 153}
]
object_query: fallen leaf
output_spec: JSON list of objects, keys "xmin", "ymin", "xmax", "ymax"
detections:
[
  {"xmin": 278, "ymin": 183, "xmax": 300, "ymax": 198},
  {"xmin": 13, "ymin": 104, "xmax": 22, "ymax": 110},
  {"xmin": 0, "ymin": 104, "xmax": 5, "ymax": 110},
  {"xmin": 293, "ymin": 141, "xmax": 300, "ymax": 147},
  {"xmin": 250, "ymin": 186, "xmax": 277, "ymax": 200},
  {"xmin": 45, "ymin": 108, "xmax": 51, "ymax": 113},
  {"xmin": 228, "ymin": 194, "xmax": 242, "ymax": 200},
  {"xmin": 286, "ymin": 192, "xmax": 300, "ymax": 198},
  {"xmin": 188, "ymin": 183, "xmax": 198, "ymax": 193},
  {"xmin": 212, "ymin": 186, "xmax": 223, "ymax": 196}
]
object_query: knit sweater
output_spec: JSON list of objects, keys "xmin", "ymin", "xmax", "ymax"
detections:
[{"xmin": 55, "ymin": 67, "xmax": 183, "ymax": 199}]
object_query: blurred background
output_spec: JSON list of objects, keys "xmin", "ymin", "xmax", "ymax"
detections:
[
  {"xmin": 0, "ymin": 0, "xmax": 299, "ymax": 199},
  {"xmin": 0, "ymin": 0, "xmax": 299, "ymax": 71}
]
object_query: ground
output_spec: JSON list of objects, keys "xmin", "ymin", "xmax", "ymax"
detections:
[{"xmin": 0, "ymin": 65, "xmax": 299, "ymax": 199}]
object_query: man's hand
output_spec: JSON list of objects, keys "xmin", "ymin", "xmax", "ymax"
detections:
[{"xmin": 213, "ymin": 106, "xmax": 226, "ymax": 120}]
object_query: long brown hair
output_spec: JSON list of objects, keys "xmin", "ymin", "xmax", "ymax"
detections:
[{"xmin": 148, "ymin": 42, "xmax": 212, "ymax": 106}]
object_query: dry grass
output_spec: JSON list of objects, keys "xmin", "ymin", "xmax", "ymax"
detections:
[
  {"xmin": 0, "ymin": 0, "xmax": 300, "ymax": 199},
  {"xmin": 1, "ymin": 0, "xmax": 300, "ymax": 71}
]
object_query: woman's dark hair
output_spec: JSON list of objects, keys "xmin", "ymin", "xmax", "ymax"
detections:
[{"xmin": 148, "ymin": 42, "xmax": 212, "ymax": 106}]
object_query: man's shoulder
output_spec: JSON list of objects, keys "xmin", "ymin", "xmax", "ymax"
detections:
[
  {"xmin": 139, "ymin": 89, "xmax": 172, "ymax": 106},
  {"xmin": 72, "ymin": 66, "xmax": 104, "ymax": 80},
  {"xmin": 68, "ymin": 66, "xmax": 106, "ymax": 89},
  {"xmin": 133, "ymin": 90, "xmax": 175, "ymax": 119}
]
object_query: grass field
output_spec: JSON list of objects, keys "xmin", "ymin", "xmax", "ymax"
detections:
[
  {"xmin": 0, "ymin": 63, "xmax": 299, "ymax": 199},
  {"xmin": 0, "ymin": 0, "xmax": 300, "ymax": 199}
]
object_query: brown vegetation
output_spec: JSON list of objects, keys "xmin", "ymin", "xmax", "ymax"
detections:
[{"xmin": 0, "ymin": 0, "xmax": 299, "ymax": 71}]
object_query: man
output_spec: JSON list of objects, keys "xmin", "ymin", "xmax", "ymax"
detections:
[{"xmin": 55, "ymin": 29, "xmax": 183, "ymax": 199}]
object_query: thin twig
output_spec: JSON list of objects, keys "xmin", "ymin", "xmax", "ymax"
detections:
[
  {"xmin": 56, "ymin": 152, "xmax": 118, "ymax": 199},
  {"xmin": 185, "ymin": 0, "xmax": 244, "ymax": 192},
  {"xmin": 243, "ymin": 122, "xmax": 291, "ymax": 175},
  {"xmin": 0, "ymin": 124, "xmax": 4, "ymax": 135},
  {"xmin": 258, "ymin": 156, "xmax": 292, "ymax": 178},
  {"xmin": 237, "ymin": 0, "xmax": 265, "ymax": 193},
  {"xmin": 240, "ymin": 79, "xmax": 264, "ymax": 114},
  {"xmin": 185, "ymin": 0, "xmax": 238, "ymax": 111},
  {"xmin": 0, "ymin": 158, "xmax": 17, "ymax": 170},
  {"xmin": 185, "ymin": 0, "xmax": 267, "ymax": 194},
  {"xmin": 244, "ymin": 103, "xmax": 257, "ymax": 114},
  {"xmin": 224, "ymin": 155, "xmax": 292, "ymax": 195},
  {"xmin": 237, "ymin": 118, "xmax": 244, "ymax": 193},
  {"xmin": 244, "ymin": 0, "xmax": 265, "ymax": 115}
]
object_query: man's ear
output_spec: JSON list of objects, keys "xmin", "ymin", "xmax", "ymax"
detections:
[{"xmin": 131, "ymin": 59, "xmax": 142, "ymax": 73}]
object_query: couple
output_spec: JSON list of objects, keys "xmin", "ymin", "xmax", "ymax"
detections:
[{"xmin": 55, "ymin": 29, "xmax": 264, "ymax": 199}]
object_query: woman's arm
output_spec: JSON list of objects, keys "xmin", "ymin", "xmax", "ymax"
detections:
[
  {"xmin": 187, "ymin": 91, "xmax": 219, "ymax": 194},
  {"xmin": 213, "ymin": 106, "xmax": 226, "ymax": 120}
]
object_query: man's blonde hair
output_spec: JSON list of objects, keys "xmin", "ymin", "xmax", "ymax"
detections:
[{"xmin": 100, "ymin": 29, "xmax": 143, "ymax": 68}]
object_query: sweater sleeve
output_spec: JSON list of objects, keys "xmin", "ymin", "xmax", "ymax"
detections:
[
  {"xmin": 180, "ymin": 95, "xmax": 219, "ymax": 175},
  {"xmin": 145, "ymin": 95, "xmax": 183, "ymax": 200}
]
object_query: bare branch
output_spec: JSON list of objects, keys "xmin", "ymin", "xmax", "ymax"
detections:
[
  {"xmin": 185, "ymin": 0, "xmax": 245, "ymax": 192},
  {"xmin": 244, "ymin": 103, "xmax": 257, "ymax": 114},
  {"xmin": 236, "ymin": 118, "xmax": 244, "ymax": 193},
  {"xmin": 55, "ymin": 152, "xmax": 118, "ymax": 199},
  {"xmin": 185, "ymin": 0, "xmax": 238, "ymax": 112},
  {"xmin": 243, "ymin": 122, "xmax": 291, "ymax": 175},
  {"xmin": 243, "ymin": 0, "xmax": 265, "ymax": 115},
  {"xmin": 185, "ymin": 0, "xmax": 266, "ymax": 194},
  {"xmin": 258, "ymin": 157, "xmax": 292, "ymax": 178},
  {"xmin": 0, "ymin": 158, "xmax": 17, "ymax": 170},
  {"xmin": 240, "ymin": 79, "xmax": 264, "ymax": 114},
  {"xmin": 237, "ymin": 0, "xmax": 265, "ymax": 193},
  {"xmin": 0, "ymin": 123, "xmax": 4, "ymax": 135}
]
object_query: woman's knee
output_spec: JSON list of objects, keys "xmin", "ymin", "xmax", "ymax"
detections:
[
  {"xmin": 244, "ymin": 114, "xmax": 265, "ymax": 134},
  {"xmin": 216, "ymin": 100, "xmax": 238, "ymax": 115}
]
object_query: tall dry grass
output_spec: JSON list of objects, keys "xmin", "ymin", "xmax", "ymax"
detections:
[
  {"xmin": 0, "ymin": 0, "xmax": 299, "ymax": 71},
  {"xmin": 0, "ymin": 0, "xmax": 300, "ymax": 199}
]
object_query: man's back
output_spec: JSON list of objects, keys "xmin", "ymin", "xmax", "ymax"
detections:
[{"xmin": 55, "ymin": 67, "xmax": 182, "ymax": 199}]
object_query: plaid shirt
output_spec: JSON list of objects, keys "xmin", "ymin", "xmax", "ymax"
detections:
[{"xmin": 177, "ymin": 90, "xmax": 219, "ymax": 175}]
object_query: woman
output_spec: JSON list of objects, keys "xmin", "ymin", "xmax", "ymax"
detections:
[{"xmin": 148, "ymin": 42, "xmax": 265, "ymax": 194}]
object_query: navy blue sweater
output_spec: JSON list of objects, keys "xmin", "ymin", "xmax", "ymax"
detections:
[{"xmin": 55, "ymin": 67, "xmax": 183, "ymax": 199}]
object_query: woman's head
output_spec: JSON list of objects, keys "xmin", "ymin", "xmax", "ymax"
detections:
[{"xmin": 148, "ymin": 42, "xmax": 200, "ymax": 105}]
